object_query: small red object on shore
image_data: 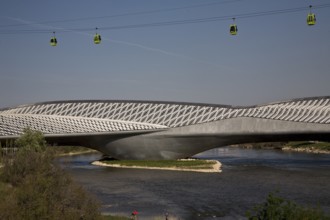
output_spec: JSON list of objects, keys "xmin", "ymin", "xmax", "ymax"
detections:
[{"xmin": 132, "ymin": 210, "xmax": 138, "ymax": 215}]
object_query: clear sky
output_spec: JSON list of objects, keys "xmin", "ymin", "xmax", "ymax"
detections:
[{"xmin": 0, "ymin": 0, "xmax": 329, "ymax": 108}]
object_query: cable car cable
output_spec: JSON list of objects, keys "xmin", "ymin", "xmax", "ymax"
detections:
[
  {"xmin": 0, "ymin": 3, "xmax": 329, "ymax": 35},
  {"xmin": 0, "ymin": 0, "xmax": 246, "ymax": 28}
]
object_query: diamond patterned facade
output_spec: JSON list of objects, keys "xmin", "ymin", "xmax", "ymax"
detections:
[{"xmin": 1, "ymin": 97, "xmax": 329, "ymax": 137}]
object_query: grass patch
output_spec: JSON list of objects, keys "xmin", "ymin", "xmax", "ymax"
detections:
[{"xmin": 100, "ymin": 159, "xmax": 217, "ymax": 170}]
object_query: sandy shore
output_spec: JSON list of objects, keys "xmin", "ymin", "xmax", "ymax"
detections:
[{"xmin": 91, "ymin": 160, "xmax": 222, "ymax": 173}]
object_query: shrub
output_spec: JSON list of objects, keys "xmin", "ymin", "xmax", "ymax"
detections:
[
  {"xmin": 0, "ymin": 128, "xmax": 102, "ymax": 219},
  {"xmin": 246, "ymin": 192, "xmax": 330, "ymax": 220}
]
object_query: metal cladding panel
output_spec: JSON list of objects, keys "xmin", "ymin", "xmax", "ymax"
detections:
[
  {"xmin": 0, "ymin": 114, "xmax": 167, "ymax": 136},
  {"xmin": 0, "ymin": 97, "xmax": 329, "ymax": 136}
]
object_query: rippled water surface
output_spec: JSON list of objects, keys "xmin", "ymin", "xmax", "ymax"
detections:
[{"xmin": 58, "ymin": 147, "xmax": 330, "ymax": 220}]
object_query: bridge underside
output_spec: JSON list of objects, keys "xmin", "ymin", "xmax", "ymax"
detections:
[
  {"xmin": 30, "ymin": 118, "xmax": 330, "ymax": 159},
  {"xmin": 41, "ymin": 131, "xmax": 330, "ymax": 160}
]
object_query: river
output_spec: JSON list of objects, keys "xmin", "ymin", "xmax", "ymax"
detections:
[{"xmin": 57, "ymin": 147, "xmax": 330, "ymax": 220}]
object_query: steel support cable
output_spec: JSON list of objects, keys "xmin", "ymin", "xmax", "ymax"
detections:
[
  {"xmin": 0, "ymin": 3, "xmax": 329, "ymax": 35},
  {"xmin": 97, "ymin": 5, "xmax": 330, "ymax": 31},
  {"xmin": 0, "ymin": 0, "xmax": 245, "ymax": 28}
]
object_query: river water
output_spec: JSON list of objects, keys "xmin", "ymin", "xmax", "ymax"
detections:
[{"xmin": 58, "ymin": 147, "xmax": 330, "ymax": 220}]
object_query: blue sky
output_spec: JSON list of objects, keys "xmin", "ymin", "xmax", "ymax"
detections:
[{"xmin": 0, "ymin": 0, "xmax": 329, "ymax": 108}]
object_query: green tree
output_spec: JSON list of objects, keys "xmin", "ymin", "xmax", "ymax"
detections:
[
  {"xmin": 15, "ymin": 127, "xmax": 47, "ymax": 152},
  {"xmin": 0, "ymin": 128, "xmax": 102, "ymax": 219},
  {"xmin": 1, "ymin": 128, "xmax": 51, "ymax": 186},
  {"xmin": 246, "ymin": 192, "xmax": 330, "ymax": 220}
]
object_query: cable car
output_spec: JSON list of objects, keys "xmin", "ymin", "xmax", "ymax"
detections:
[
  {"xmin": 94, "ymin": 28, "xmax": 101, "ymax": 44},
  {"xmin": 307, "ymin": 5, "xmax": 316, "ymax": 26},
  {"xmin": 230, "ymin": 18, "xmax": 238, "ymax": 35},
  {"xmin": 50, "ymin": 32, "xmax": 57, "ymax": 46},
  {"xmin": 50, "ymin": 37, "xmax": 57, "ymax": 46},
  {"xmin": 94, "ymin": 34, "xmax": 101, "ymax": 44}
]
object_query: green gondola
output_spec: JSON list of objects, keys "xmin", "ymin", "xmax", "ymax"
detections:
[
  {"xmin": 94, "ymin": 28, "xmax": 101, "ymax": 44},
  {"xmin": 230, "ymin": 24, "xmax": 238, "ymax": 35},
  {"xmin": 50, "ymin": 32, "xmax": 57, "ymax": 46},
  {"xmin": 94, "ymin": 34, "xmax": 101, "ymax": 44},
  {"xmin": 307, "ymin": 5, "xmax": 316, "ymax": 26},
  {"xmin": 230, "ymin": 18, "xmax": 238, "ymax": 35}
]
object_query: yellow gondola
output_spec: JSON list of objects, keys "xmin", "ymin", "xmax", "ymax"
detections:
[
  {"xmin": 50, "ymin": 32, "xmax": 57, "ymax": 46},
  {"xmin": 230, "ymin": 18, "xmax": 238, "ymax": 35},
  {"xmin": 307, "ymin": 5, "xmax": 316, "ymax": 26},
  {"xmin": 94, "ymin": 28, "xmax": 101, "ymax": 44},
  {"xmin": 94, "ymin": 34, "xmax": 101, "ymax": 44}
]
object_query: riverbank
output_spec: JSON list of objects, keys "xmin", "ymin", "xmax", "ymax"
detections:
[
  {"xmin": 56, "ymin": 149, "xmax": 97, "ymax": 157},
  {"xmin": 231, "ymin": 141, "xmax": 330, "ymax": 154},
  {"xmin": 52, "ymin": 146, "xmax": 98, "ymax": 157},
  {"xmin": 282, "ymin": 146, "xmax": 330, "ymax": 154},
  {"xmin": 92, "ymin": 159, "xmax": 222, "ymax": 173},
  {"xmin": 0, "ymin": 147, "xmax": 96, "ymax": 169}
]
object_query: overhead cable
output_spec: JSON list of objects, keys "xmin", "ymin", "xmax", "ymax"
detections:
[
  {"xmin": 0, "ymin": 0, "xmax": 245, "ymax": 28},
  {"xmin": 0, "ymin": 3, "xmax": 329, "ymax": 35}
]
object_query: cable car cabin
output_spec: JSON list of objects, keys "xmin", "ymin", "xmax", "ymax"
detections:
[
  {"xmin": 50, "ymin": 37, "xmax": 57, "ymax": 46},
  {"xmin": 94, "ymin": 34, "xmax": 101, "ymax": 44},
  {"xmin": 230, "ymin": 24, "xmax": 238, "ymax": 35},
  {"xmin": 307, "ymin": 13, "xmax": 316, "ymax": 25}
]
